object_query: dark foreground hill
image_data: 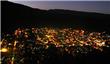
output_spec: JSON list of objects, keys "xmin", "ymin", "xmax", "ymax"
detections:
[{"xmin": 1, "ymin": 1, "xmax": 110, "ymax": 33}]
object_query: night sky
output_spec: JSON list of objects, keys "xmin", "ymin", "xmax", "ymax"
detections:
[{"xmin": 9, "ymin": 1, "xmax": 110, "ymax": 14}]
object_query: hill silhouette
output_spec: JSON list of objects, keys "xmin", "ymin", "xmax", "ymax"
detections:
[{"xmin": 1, "ymin": 1, "xmax": 110, "ymax": 33}]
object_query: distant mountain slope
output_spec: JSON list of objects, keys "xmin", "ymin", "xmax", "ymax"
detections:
[{"xmin": 1, "ymin": 1, "xmax": 110, "ymax": 33}]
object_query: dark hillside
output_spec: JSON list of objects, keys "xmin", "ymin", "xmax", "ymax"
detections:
[{"xmin": 1, "ymin": 1, "xmax": 110, "ymax": 33}]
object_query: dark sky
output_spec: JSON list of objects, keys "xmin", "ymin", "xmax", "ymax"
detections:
[{"xmin": 11, "ymin": 1, "xmax": 110, "ymax": 14}]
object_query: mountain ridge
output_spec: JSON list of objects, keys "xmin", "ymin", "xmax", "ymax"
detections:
[{"xmin": 1, "ymin": 1, "xmax": 110, "ymax": 33}]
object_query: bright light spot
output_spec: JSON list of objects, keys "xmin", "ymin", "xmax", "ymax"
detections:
[
  {"xmin": 12, "ymin": 57, "xmax": 15, "ymax": 61},
  {"xmin": 79, "ymin": 41, "xmax": 84, "ymax": 43},
  {"xmin": 14, "ymin": 41, "xmax": 17, "ymax": 46},
  {"xmin": 102, "ymin": 42, "xmax": 105, "ymax": 45},
  {"xmin": 45, "ymin": 45, "xmax": 49, "ymax": 49},
  {"xmin": 72, "ymin": 44, "xmax": 75, "ymax": 46},
  {"xmin": 46, "ymin": 35, "xmax": 51, "ymax": 38},
  {"xmin": 0, "ymin": 48, "xmax": 8, "ymax": 52},
  {"xmin": 8, "ymin": 43, "xmax": 12, "ymax": 45}
]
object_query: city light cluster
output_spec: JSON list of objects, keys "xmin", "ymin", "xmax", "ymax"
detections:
[
  {"xmin": 1, "ymin": 27, "xmax": 110, "ymax": 51},
  {"xmin": 1, "ymin": 27, "xmax": 110, "ymax": 64}
]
